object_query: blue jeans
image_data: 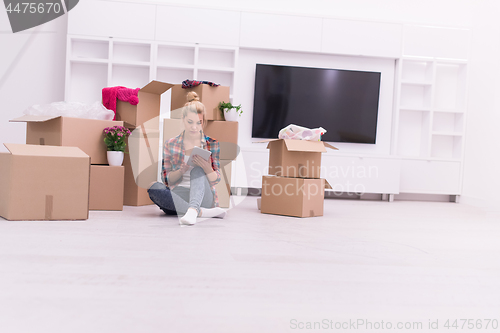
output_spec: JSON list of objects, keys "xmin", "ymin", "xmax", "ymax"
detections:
[{"xmin": 148, "ymin": 166, "xmax": 214, "ymax": 215}]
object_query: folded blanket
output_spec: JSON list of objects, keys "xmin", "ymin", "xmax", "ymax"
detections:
[{"xmin": 182, "ymin": 79, "xmax": 220, "ymax": 88}]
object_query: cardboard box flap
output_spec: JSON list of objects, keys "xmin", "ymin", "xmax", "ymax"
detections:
[
  {"xmin": 323, "ymin": 142, "xmax": 339, "ymax": 150},
  {"xmin": 325, "ymin": 179, "xmax": 332, "ymax": 189},
  {"xmin": 283, "ymin": 139, "xmax": 327, "ymax": 153},
  {"xmin": 4, "ymin": 143, "xmax": 89, "ymax": 158},
  {"xmin": 140, "ymin": 81, "xmax": 174, "ymax": 95},
  {"xmin": 9, "ymin": 115, "xmax": 61, "ymax": 123}
]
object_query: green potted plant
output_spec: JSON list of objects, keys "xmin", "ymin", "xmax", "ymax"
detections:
[
  {"xmin": 103, "ymin": 125, "xmax": 131, "ymax": 166},
  {"xmin": 218, "ymin": 101, "xmax": 243, "ymax": 122}
]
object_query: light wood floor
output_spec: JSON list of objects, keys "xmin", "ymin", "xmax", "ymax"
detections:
[{"xmin": 0, "ymin": 196, "xmax": 499, "ymax": 333}]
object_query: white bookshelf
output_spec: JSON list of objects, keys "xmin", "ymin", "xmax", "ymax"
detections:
[
  {"xmin": 395, "ymin": 56, "xmax": 468, "ymax": 195},
  {"xmin": 65, "ymin": 37, "xmax": 238, "ymax": 104}
]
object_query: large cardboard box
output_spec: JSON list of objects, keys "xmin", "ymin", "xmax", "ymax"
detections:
[
  {"xmin": 163, "ymin": 119, "xmax": 239, "ymax": 160},
  {"xmin": 216, "ymin": 159, "xmax": 232, "ymax": 208},
  {"xmin": 261, "ymin": 176, "xmax": 326, "ymax": 218},
  {"xmin": 0, "ymin": 144, "xmax": 90, "ymax": 221},
  {"xmin": 10, "ymin": 115, "xmax": 123, "ymax": 165},
  {"xmin": 170, "ymin": 84, "xmax": 230, "ymax": 121},
  {"xmin": 265, "ymin": 139, "xmax": 338, "ymax": 178},
  {"xmin": 123, "ymin": 117, "xmax": 160, "ymax": 206},
  {"xmin": 89, "ymin": 165, "xmax": 124, "ymax": 211},
  {"xmin": 115, "ymin": 81, "xmax": 174, "ymax": 127}
]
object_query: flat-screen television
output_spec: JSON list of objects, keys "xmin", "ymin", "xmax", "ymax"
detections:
[{"xmin": 252, "ymin": 64, "xmax": 381, "ymax": 144}]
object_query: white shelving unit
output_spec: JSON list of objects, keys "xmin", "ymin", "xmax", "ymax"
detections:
[
  {"xmin": 65, "ymin": 36, "xmax": 238, "ymax": 103},
  {"xmin": 395, "ymin": 56, "xmax": 468, "ymax": 197}
]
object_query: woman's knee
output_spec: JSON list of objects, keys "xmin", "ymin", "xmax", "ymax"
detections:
[{"xmin": 190, "ymin": 166, "xmax": 206, "ymax": 178}]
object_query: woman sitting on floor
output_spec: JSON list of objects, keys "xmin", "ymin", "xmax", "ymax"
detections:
[{"xmin": 148, "ymin": 92, "xmax": 226, "ymax": 225}]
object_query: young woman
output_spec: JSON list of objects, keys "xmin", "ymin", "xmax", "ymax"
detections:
[{"xmin": 148, "ymin": 92, "xmax": 226, "ymax": 225}]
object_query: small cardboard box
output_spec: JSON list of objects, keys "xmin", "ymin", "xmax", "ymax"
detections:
[
  {"xmin": 204, "ymin": 121, "xmax": 239, "ymax": 160},
  {"xmin": 163, "ymin": 119, "xmax": 239, "ymax": 160},
  {"xmin": 216, "ymin": 159, "xmax": 232, "ymax": 208},
  {"xmin": 265, "ymin": 139, "xmax": 338, "ymax": 178},
  {"xmin": 10, "ymin": 115, "xmax": 123, "ymax": 165},
  {"xmin": 89, "ymin": 165, "xmax": 124, "ymax": 211},
  {"xmin": 261, "ymin": 175, "xmax": 327, "ymax": 218},
  {"xmin": 170, "ymin": 84, "xmax": 230, "ymax": 121},
  {"xmin": 123, "ymin": 117, "xmax": 160, "ymax": 206},
  {"xmin": 0, "ymin": 143, "xmax": 90, "ymax": 221},
  {"xmin": 115, "ymin": 80, "xmax": 174, "ymax": 127}
]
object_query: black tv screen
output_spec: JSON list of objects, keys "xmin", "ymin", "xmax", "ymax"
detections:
[{"xmin": 252, "ymin": 64, "xmax": 381, "ymax": 144}]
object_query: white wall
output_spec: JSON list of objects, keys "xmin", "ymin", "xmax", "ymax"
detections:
[
  {"xmin": 2, "ymin": 0, "xmax": 499, "ymax": 208},
  {"xmin": 0, "ymin": 9, "xmax": 68, "ymax": 152}
]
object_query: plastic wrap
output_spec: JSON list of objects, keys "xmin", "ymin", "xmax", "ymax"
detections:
[
  {"xmin": 278, "ymin": 124, "xmax": 326, "ymax": 141},
  {"xmin": 24, "ymin": 101, "xmax": 115, "ymax": 121}
]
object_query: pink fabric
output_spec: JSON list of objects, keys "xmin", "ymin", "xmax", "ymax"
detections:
[{"xmin": 102, "ymin": 86, "xmax": 140, "ymax": 120}]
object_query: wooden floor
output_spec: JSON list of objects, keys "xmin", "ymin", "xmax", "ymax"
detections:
[{"xmin": 0, "ymin": 196, "xmax": 499, "ymax": 333}]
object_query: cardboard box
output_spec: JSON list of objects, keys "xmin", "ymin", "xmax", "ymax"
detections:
[
  {"xmin": 10, "ymin": 115, "xmax": 123, "ymax": 165},
  {"xmin": 265, "ymin": 139, "xmax": 338, "ymax": 178},
  {"xmin": 260, "ymin": 176, "xmax": 327, "ymax": 218},
  {"xmin": 0, "ymin": 143, "xmax": 90, "ymax": 221},
  {"xmin": 115, "ymin": 80, "xmax": 174, "ymax": 127},
  {"xmin": 170, "ymin": 84, "xmax": 230, "ymax": 121},
  {"xmin": 123, "ymin": 117, "xmax": 160, "ymax": 206},
  {"xmin": 215, "ymin": 159, "xmax": 232, "ymax": 208},
  {"xmin": 204, "ymin": 121, "xmax": 239, "ymax": 160},
  {"xmin": 163, "ymin": 119, "xmax": 239, "ymax": 160},
  {"xmin": 89, "ymin": 165, "xmax": 124, "ymax": 211}
]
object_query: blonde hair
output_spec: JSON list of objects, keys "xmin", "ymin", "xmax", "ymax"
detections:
[{"xmin": 183, "ymin": 92, "xmax": 207, "ymax": 127}]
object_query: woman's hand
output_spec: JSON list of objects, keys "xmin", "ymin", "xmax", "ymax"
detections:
[
  {"xmin": 179, "ymin": 162, "xmax": 190, "ymax": 174},
  {"xmin": 192, "ymin": 155, "xmax": 213, "ymax": 174}
]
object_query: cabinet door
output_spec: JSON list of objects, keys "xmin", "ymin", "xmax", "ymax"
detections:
[
  {"xmin": 403, "ymin": 25, "xmax": 470, "ymax": 59},
  {"xmin": 322, "ymin": 19, "xmax": 402, "ymax": 58},
  {"xmin": 156, "ymin": 6, "xmax": 240, "ymax": 46},
  {"xmin": 322, "ymin": 155, "xmax": 401, "ymax": 194},
  {"xmin": 400, "ymin": 160, "xmax": 461, "ymax": 194},
  {"xmin": 68, "ymin": 0, "xmax": 156, "ymax": 40},
  {"xmin": 240, "ymin": 12, "xmax": 322, "ymax": 52}
]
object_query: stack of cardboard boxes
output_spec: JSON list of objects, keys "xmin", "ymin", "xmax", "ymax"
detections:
[
  {"xmin": 163, "ymin": 83, "xmax": 237, "ymax": 208},
  {"xmin": 114, "ymin": 81, "xmax": 174, "ymax": 206},
  {"xmin": 1, "ymin": 113, "xmax": 127, "ymax": 220},
  {"xmin": 260, "ymin": 139, "xmax": 337, "ymax": 218}
]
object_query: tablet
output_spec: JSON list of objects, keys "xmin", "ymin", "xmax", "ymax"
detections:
[{"xmin": 187, "ymin": 146, "xmax": 212, "ymax": 166}]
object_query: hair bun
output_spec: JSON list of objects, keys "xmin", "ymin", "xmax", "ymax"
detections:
[{"xmin": 186, "ymin": 91, "xmax": 200, "ymax": 102}]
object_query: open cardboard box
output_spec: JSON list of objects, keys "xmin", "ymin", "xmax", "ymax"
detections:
[
  {"xmin": 262, "ymin": 139, "xmax": 338, "ymax": 178},
  {"xmin": 0, "ymin": 143, "xmax": 90, "ymax": 221},
  {"xmin": 115, "ymin": 81, "xmax": 174, "ymax": 127},
  {"xmin": 260, "ymin": 175, "xmax": 331, "ymax": 218},
  {"xmin": 170, "ymin": 84, "xmax": 230, "ymax": 121},
  {"xmin": 10, "ymin": 115, "xmax": 123, "ymax": 165}
]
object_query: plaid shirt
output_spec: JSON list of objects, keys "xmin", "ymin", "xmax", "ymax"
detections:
[{"xmin": 162, "ymin": 131, "xmax": 221, "ymax": 207}]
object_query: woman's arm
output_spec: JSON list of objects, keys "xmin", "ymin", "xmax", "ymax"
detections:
[{"xmin": 162, "ymin": 140, "xmax": 188, "ymax": 186}]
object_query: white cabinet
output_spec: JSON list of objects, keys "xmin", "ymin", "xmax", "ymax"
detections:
[
  {"xmin": 240, "ymin": 12, "xmax": 322, "ymax": 52},
  {"xmin": 322, "ymin": 19, "xmax": 402, "ymax": 58},
  {"xmin": 400, "ymin": 160, "xmax": 461, "ymax": 194},
  {"xmin": 155, "ymin": 6, "xmax": 241, "ymax": 46},
  {"xmin": 68, "ymin": 0, "xmax": 156, "ymax": 40}
]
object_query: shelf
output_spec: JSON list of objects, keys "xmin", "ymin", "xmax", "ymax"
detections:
[
  {"xmin": 68, "ymin": 62, "xmax": 108, "ymax": 103},
  {"xmin": 71, "ymin": 39, "xmax": 109, "ymax": 60},
  {"xmin": 157, "ymin": 45, "xmax": 195, "ymax": 67},
  {"xmin": 197, "ymin": 66, "xmax": 235, "ymax": 73},
  {"xmin": 111, "ymin": 64, "xmax": 150, "ymax": 88},
  {"xmin": 399, "ymin": 84, "xmax": 432, "ymax": 111},
  {"xmin": 399, "ymin": 106, "xmax": 431, "ymax": 112},
  {"xmin": 70, "ymin": 58, "xmax": 109, "ymax": 64},
  {"xmin": 198, "ymin": 48, "xmax": 236, "ymax": 69},
  {"xmin": 113, "ymin": 41, "xmax": 151, "ymax": 63},
  {"xmin": 401, "ymin": 80, "xmax": 432, "ymax": 86},
  {"xmin": 432, "ymin": 131, "xmax": 463, "ymax": 137},
  {"xmin": 156, "ymin": 64, "xmax": 195, "ymax": 70},
  {"xmin": 431, "ymin": 135, "xmax": 463, "ymax": 159},
  {"xmin": 112, "ymin": 60, "xmax": 150, "ymax": 67},
  {"xmin": 156, "ymin": 67, "xmax": 194, "ymax": 85}
]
